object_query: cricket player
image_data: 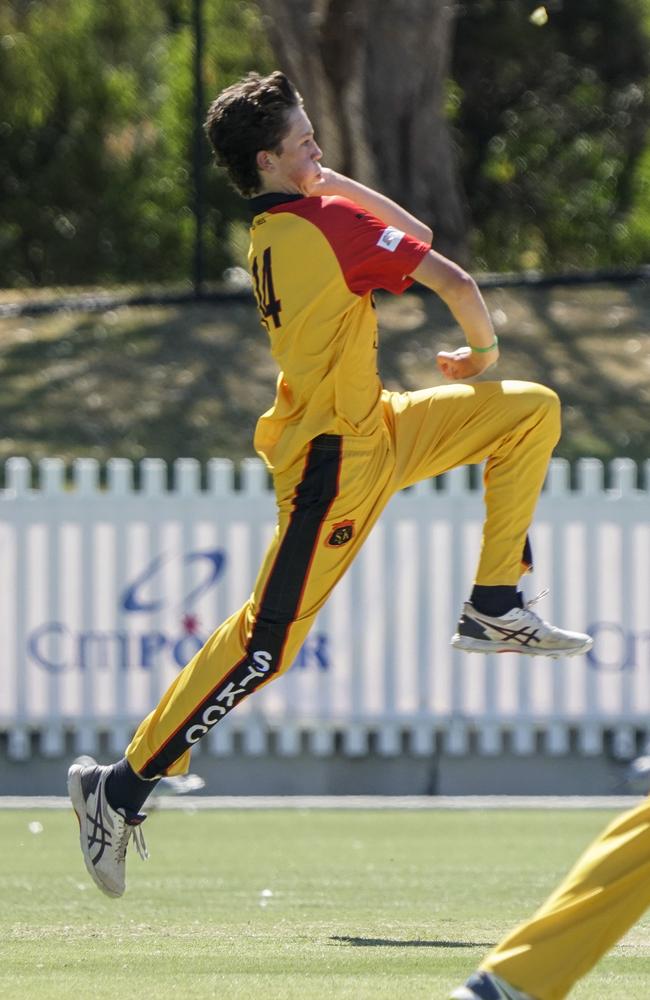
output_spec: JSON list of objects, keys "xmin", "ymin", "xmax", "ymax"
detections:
[
  {"xmin": 68, "ymin": 71, "xmax": 592, "ymax": 898},
  {"xmin": 451, "ymin": 795, "xmax": 650, "ymax": 998}
]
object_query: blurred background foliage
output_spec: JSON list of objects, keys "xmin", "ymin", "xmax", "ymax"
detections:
[
  {"xmin": 453, "ymin": 0, "xmax": 650, "ymax": 270},
  {"xmin": 0, "ymin": 0, "xmax": 271, "ymax": 287},
  {"xmin": 1, "ymin": 0, "xmax": 650, "ymax": 287}
]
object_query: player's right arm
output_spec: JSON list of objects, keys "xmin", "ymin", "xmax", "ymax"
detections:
[
  {"xmin": 308, "ymin": 167, "xmax": 433, "ymax": 246},
  {"xmin": 410, "ymin": 249, "xmax": 499, "ymax": 381}
]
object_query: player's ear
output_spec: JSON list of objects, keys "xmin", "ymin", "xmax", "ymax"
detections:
[{"xmin": 256, "ymin": 150, "xmax": 275, "ymax": 175}]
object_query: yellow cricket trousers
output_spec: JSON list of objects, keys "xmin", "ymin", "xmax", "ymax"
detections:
[
  {"xmin": 482, "ymin": 798, "xmax": 650, "ymax": 999},
  {"xmin": 125, "ymin": 379, "xmax": 559, "ymax": 778}
]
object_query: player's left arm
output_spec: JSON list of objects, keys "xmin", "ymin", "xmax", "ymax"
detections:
[{"xmin": 308, "ymin": 167, "xmax": 433, "ymax": 246}]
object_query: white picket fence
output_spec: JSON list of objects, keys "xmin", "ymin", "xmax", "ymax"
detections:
[{"xmin": 1, "ymin": 454, "xmax": 649, "ymax": 762}]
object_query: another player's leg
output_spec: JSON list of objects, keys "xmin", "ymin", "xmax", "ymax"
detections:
[
  {"xmin": 69, "ymin": 431, "xmax": 393, "ymax": 895},
  {"xmin": 386, "ymin": 380, "xmax": 592, "ymax": 657},
  {"xmin": 451, "ymin": 797, "xmax": 650, "ymax": 999}
]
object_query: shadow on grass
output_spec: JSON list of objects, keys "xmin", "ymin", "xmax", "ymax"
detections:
[
  {"xmin": 2, "ymin": 281, "xmax": 649, "ymax": 469},
  {"xmin": 330, "ymin": 935, "xmax": 493, "ymax": 949},
  {"xmin": 0, "ymin": 301, "xmax": 276, "ymax": 468}
]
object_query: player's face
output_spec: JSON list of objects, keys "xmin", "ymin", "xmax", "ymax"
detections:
[{"xmin": 257, "ymin": 105, "xmax": 323, "ymax": 195}]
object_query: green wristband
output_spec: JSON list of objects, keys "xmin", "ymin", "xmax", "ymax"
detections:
[{"xmin": 469, "ymin": 336, "xmax": 499, "ymax": 354}]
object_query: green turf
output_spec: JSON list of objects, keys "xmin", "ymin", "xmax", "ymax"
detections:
[{"xmin": 2, "ymin": 808, "xmax": 649, "ymax": 998}]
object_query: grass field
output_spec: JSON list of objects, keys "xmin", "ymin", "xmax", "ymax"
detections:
[{"xmin": 2, "ymin": 807, "xmax": 649, "ymax": 999}]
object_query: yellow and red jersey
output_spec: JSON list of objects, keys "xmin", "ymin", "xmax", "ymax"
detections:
[{"xmin": 247, "ymin": 192, "xmax": 430, "ymax": 472}]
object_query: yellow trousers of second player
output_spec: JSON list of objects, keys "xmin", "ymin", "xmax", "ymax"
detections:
[
  {"xmin": 481, "ymin": 797, "xmax": 650, "ymax": 999},
  {"xmin": 125, "ymin": 379, "xmax": 560, "ymax": 778}
]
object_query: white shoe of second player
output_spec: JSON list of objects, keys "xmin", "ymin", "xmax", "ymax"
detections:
[
  {"xmin": 68, "ymin": 757, "xmax": 148, "ymax": 898},
  {"xmin": 449, "ymin": 970, "xmax": 536, "ymax": 1000}
]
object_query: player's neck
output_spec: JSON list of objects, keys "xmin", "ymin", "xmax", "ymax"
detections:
[{"xmin": 257, "ymin": 175, "xmax": 303, "ymax": 196}]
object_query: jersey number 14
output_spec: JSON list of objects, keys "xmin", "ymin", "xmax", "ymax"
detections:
[{"xmin": 252, "ymin": 248, "xmax": 282, "ymax": 331}]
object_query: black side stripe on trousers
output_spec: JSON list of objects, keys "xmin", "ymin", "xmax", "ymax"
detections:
[{"xmin": 140, "ymin": 435, "xmax": 343, "ymax": 777}]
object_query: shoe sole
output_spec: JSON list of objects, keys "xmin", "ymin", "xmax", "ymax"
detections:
[
  {"xmin": 67, "ymin": 763, "xmax": 122, "ymax": 899},
  {"xmin": 451, "ymin": 635, "xmax": 593, "ymax": 658}
]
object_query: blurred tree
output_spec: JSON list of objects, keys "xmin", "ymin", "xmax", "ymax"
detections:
[
  {"xmin": 200, "ymin": 0, "xmax": 274, "ymax": 272},
  {"xmin": 255, "ymin": 0, "xmax": 468, "ymax": 262},
  {"xmin": 0, "ymin": 0, "xmax": 173, "ymax": 285},
  {"xmin": 2, "ymin": 0, "xmax": 650, "ymax": 286},
  {"xmin": 0, "ymin": 0, "xmax": 270, "ymax": 287},
  {"xmin": 453, "ymin": 0, "xmax": 650, "ymax": 270},
  {"xmin": 255, "ymin": 0, "xmax": 650, "ymax": 270}
]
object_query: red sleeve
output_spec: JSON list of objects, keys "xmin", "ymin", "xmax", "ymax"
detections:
[{"xmin": 277, "ymin": 196, "xmax": 431, "ymax": 296}]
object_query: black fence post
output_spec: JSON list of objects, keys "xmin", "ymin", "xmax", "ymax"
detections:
[{"xmin": 191, "ymin": 0, "xmax": 205, "ymax": 298}]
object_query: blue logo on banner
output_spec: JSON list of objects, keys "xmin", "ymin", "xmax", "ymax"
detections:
[
  {"xmin": 27, "ymin": 548, "xmax": 330, "ymax": 674},
  {"xmin": 121, "ymin": 550, "xmax": 226, "ymax": 614},
  {"xmin": 586, "ymin": 622, "xmax": 650, "ymax": 672}
]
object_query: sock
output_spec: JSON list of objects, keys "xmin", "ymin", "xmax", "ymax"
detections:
[
  {"xmin": 522, "ymin": 534, "xmax": 533, "ymax": 573},
  {"xmin": 105, "ymin": 756, "xmax": 159, "ymax": 815},
  {"xmin": 470, "ymin": 585, "xmax": 523, "ymax": 618}
]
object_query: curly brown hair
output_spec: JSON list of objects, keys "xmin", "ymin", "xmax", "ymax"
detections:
[{"xmin": 204, "ymin": 71, "xmax": 303, "ymax": 197}]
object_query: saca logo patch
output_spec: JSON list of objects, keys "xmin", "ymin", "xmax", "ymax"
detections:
[
  {"xmin": 376, "ymin": 226, "xmax": 405, "ymax": 252},
  {"xmin": 326, "ymin": 521, "xmax": 355, "ymax": 547}
]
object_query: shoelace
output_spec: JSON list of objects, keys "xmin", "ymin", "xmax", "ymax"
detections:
[
  {"xmin": 525, "ymin": 587, "xmax": 549, "ymax": 610},
  {"xmin": 514, "ymin": 588, "xmax": 550, "ymax": 627},
  {"xmin": 131, "ymin": 823, "xmax": 149, "ymax": 861},
  {"xmin": 115, "ymin": 818, "xmax": 149, "ymax": 862}
]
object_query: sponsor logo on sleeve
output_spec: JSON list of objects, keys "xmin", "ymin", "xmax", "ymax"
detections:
[{"xmin": 376, "ymin": 226, "xmax": 405, "ymax": 252}]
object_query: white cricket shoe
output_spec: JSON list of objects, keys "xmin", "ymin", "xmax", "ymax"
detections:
[
  {"xmin": 451, "ymin": 591, "xmax": 593, "ymax": 658},
  {"xmin": 450, "ymin": 970, "xmax": 536, "ymax": 999},
  {"xmin": 68, "ymin": 757, "xmax": 148, "ymax": 898}
]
